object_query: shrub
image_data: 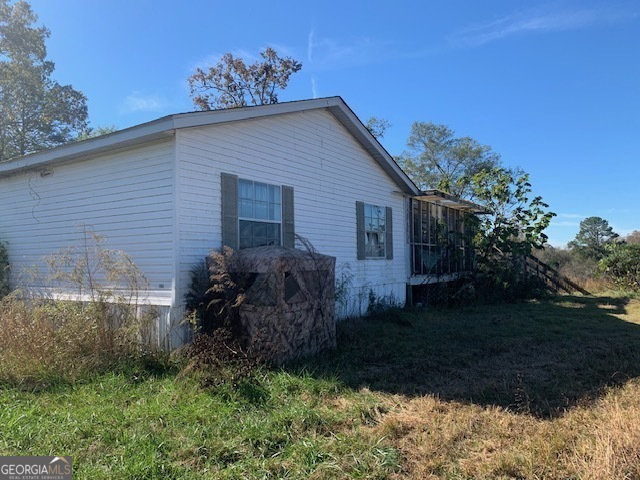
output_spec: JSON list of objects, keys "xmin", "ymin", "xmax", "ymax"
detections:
[
  {"xmin": 600, "ymin": 243, "xmax": 640, "ymax": 293},
  {"xmin": 183, "ymin": 247, "xmax": 253, "ymax": 335},
  {"xmin": 176, "ymin": 328, "xmax": 259, "ymax": 390},
  {"xmin": 472, "ymin": 262, "xmax": 550, "ymax": 303}
]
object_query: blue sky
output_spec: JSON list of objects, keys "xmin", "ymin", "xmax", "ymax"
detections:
[{"xmin": 27, "ymin": 0, "xmax": 640, "ymax": 247}]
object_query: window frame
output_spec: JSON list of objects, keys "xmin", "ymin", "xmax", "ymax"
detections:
[
  {"xmin": 356, "ymin": 201, "xmax": 393, "ymax": 261},
  {"xmin": 237, "ymin": 178, "xmax": 283, "ymax": 249},
  {"xmin": 363, "ymin": 203, "xmax": 387, "ymax": 259},
  {"xmin": 221, "ymin": 173, "xmax": 295, "ymax": 250}
]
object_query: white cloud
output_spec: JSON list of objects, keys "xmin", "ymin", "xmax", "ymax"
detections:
[
  {"xmin": 449, "ymin": 4, "xmax": 637, "ymax": 47},
  {"xmin": 120, "ymin": 92, "xmax": 167, "ymax": 114},
  {"xmin": 307, "ymin": 28, "xmax": 315, "ymax": 63},
  {"xmin": 311, "ymin": 76, "xmax": 318, "ymax": 98},
  {"xmin": 305, "ymin": 32, "xmax": 391, "ymax": 71}
]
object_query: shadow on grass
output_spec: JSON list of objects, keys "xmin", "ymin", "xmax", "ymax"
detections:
[{"xmin": 295, "ymin": 295, "xmax": 640, "ymax": 418}]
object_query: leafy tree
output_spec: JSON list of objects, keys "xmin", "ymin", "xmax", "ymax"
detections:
[
  {"xmin": 568, "ymin": 216, "xmax": 618, "ymax": 260},
  {"xmin": 471, "ymin": 168, "xmax": 556, "ymax": 262},
  {"xmin": 188, "ymin": 47, "xmax": 302, "ymax": 110},
  {"xmin": 365, "ymin": 116, "xmax": 390, "ymax": 139},
  {"xmin": 599, "ymin": 243, "xmax": 640, "ymax": 292},
  {"xmin": 469, "ymin": 168, "xmax": 556, "ymax": 300},
  {"xmin": 0, "ymin": 0, "xmax": 88, "ymax": 162},
  {"xmin": 398, "ymin": 122, "xmax": 502, "ymax": 199}
]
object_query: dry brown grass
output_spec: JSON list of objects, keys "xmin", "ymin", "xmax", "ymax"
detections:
[
  {"xmin": 0, "ymin": 294, "xmax": 157, "ymax": 386},
  {"xmin": 364, "ymin": 380, "xmax": 640, "ymax": 479},
  {"xmin": 0, "ymin": 230, "xmax": 163, "ymax": 387},
  {"xmin": 301, "ymin": 294, "xmax": 640, "ymax": 479}
]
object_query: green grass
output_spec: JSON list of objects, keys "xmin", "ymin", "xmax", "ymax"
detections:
[
  {"xmin": 0, "ymin": 368, "xmax": 396, "ymax": 479},
  {"xmin": 308, "ymin": 294, "xmax": 640, "ymax": 418},
  {"xmin": 3, "ymin": 293, "xmax": 640, "ymax": 478}
]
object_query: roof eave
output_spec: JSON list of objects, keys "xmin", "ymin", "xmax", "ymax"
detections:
[
  {"xmin": 0, "ymin": 117, "xmax": 176, "ymax": 178},
  {"xmin": 0, "ymin": 97, "xmax": 420, "ymax": 197}
]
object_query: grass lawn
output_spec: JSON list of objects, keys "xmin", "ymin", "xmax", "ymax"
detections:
[{"xmin": 2, "ymin": 293, "xmax": 640, "ymax": 478}]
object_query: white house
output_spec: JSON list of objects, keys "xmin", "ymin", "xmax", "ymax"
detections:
[{"xmin": 0, "ymin": 97, "xmax": 480, "ymax": 347}]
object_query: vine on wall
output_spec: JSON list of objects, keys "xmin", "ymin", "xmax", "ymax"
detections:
[{"xmin": 0, "ymin": 241, "xmax": 9, "ymax": 298}]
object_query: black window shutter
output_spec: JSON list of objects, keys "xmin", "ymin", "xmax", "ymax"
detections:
[
  {"xmin": 356, "ymin": 201, "xmax": 365, "ymax": 260},
  {"xmin": 282, "ymin": 186, "xmax": 295, "ymax": 248},
  {"xmin": 386, "ymin": 206, "xmax": 393, "ymax": 260},
  {"xmin": 221, "ymin": 173, "xmax": 238, "ymax": 250}
]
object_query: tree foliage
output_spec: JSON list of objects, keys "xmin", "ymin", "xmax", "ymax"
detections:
[
  {"xmin": 188, "ymin": 47, "xmax": 302, "ymax": 110},
  {"xmin": 75, "ymin": 124, "xmax": 118, "ymax": 141},
  {"xmin": 568, "ymin": 216, "xmax": 618, "ymax": 260},
  {"xmin": 599, "ymin": 243, "xmax": 640, "ymax": 292},
  {"xmin": 398, "ymin": 122, "xmax": 502, "ymax": 199},
  {"xmin": 365, "ymin": 116, "xmax": 390, "ymax": 139},
  {"xmin": 471, "ymin": 168, "xmax": 556, "ymax": 263},
  {"xmin": 0, "ymin": 0, "xmax": 88, "ymax": 162}
]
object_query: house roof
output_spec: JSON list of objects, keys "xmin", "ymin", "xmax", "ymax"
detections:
[{"xmin": 0, "ymin": 96, "xmax": 420, "ymax": 196}]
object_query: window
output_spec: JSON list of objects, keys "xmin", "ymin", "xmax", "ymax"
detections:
[
  {"xmin": 238, "ymin": 179, "xmax": 282, "ymax": 249},
  {"xmin": 221, "ymin": 173, "xmax": 295, "ymax": 250},
  {"xmin": 364, "ymin": 203, "xmax": 386, "ymax": 258},
  {"xmin": 356, "ymin": 201, "xmax": 393, "ymax": 260}
]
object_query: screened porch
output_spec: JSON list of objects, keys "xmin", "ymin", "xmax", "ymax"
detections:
[{"xmin": 409, "ymin": 191, "xmax": 483, "ymax": 278}]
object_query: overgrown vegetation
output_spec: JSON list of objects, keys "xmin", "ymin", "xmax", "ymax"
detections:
[
  {"xmin": 600, "ymin": 243, "xmax": 640, "ymax": 293},
  {"xmin": 0, "ymin": 239, "xmax": 9, "ymax": 298},
  {"xmin": 0, "ymin": 229, "xmax": 163, "ymax": 387},
  {"xmin": 183, "ymin": 246, "xmax": 250, "ymax": 335},
  {"xmin": 535, "ymin": 218, "xmax": 640, "ymax": 295},
  {"xmin": 3, "ymin": 295, "xmax": 640, "ymax": 478}
]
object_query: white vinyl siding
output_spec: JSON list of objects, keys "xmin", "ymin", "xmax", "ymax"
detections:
[
  {"xmin": 176, "ymin": 109, "xmax": 407, "ymax": 317},
  {"xmin": 0, "ymin": 141, "xmax": 175, "ymax": 306}
]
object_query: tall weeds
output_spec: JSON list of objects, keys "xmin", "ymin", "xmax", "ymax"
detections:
[{"xmin": 0, "ymin": 228, "xmax": 161, "ymax": 387}]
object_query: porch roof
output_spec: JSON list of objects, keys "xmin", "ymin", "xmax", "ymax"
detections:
[{"xmin": 414, "ymin": 189, "xmax": 487, "ymax": 214}]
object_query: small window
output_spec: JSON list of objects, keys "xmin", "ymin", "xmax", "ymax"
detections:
[
  {"xmin": 356, "ymin": 201, "xmax": 393, "ymax": 260},
  {"xmin": 364, "ymin": 203, "xmax": 386, "ymax": 258}
]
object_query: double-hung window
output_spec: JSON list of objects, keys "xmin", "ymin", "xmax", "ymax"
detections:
[
  {"xmin": 364, "ymin": 204, "xmax": 386, "ymax": 258},
  {"xmin": 356, "ymin": 201, "xmax": 393, "ymax": 260},
  {"xmin": 238, "ymin": 179, "xmax": 282, "ymax": 248},
  {"xmin": 220, "ymin": 173, "xmax": 295, "ymax": 250}
]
